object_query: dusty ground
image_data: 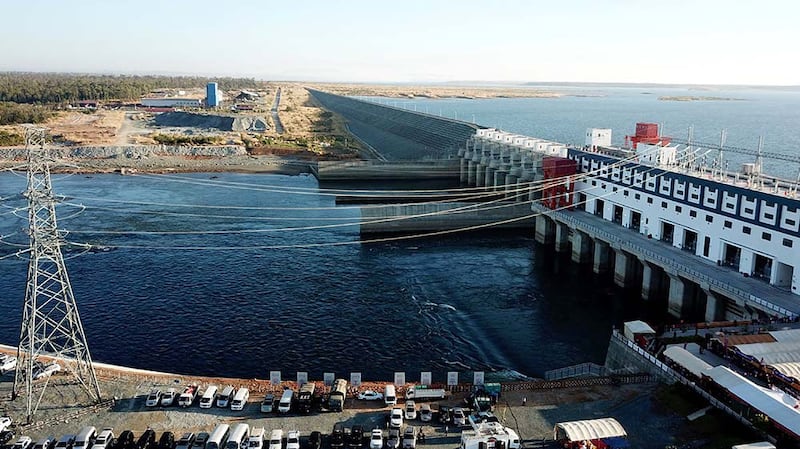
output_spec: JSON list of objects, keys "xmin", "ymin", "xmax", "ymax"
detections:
[
  {"xmin": 45, "ymin": 110, "xmax": 125, "ymax": 146},
  {"xmin": 0, "ymin": 367, "xmax": 686, "ymax": 449}
]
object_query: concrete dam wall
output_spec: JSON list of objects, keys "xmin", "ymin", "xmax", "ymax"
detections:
[{"xmin": 308, "ymin": 89, "xmax": 482, "ymax": 161}]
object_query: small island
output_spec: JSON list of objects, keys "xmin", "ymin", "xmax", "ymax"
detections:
[{"xmin": 658, "ymin": 95, "xmax": 746, "ymax": 101}]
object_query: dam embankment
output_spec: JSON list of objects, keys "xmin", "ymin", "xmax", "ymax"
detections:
[{"xmin": 308, "ymin": 89, "xmax": 482, "ymax": 161}]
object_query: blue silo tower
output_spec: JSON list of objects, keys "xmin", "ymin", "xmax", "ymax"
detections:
[{"xmin": 206, "ymin": 82, "xmax": 220, "ymax": 107}]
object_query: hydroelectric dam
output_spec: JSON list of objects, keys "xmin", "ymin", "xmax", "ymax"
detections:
[{"xmin": 309, "ymin": 89, "xmax": 800, "ymax": 323}]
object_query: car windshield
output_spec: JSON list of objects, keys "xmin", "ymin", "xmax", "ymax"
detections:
[
  {"xmin": 148, "ymin": 393, "xmax": 158, "ymax": 399},
  {"xmin": 248, "ymin": 442, "xmax": 260, "ymax": 448}
]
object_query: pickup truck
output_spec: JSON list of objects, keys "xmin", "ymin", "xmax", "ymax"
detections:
[{"xmin": 178, "ymin": 384, "xmax": 199, "ymax": 407}]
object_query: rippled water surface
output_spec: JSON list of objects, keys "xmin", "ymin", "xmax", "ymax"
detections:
[{"xmin": 0, "ymin": 172, "xmax": 652, "ymax": 380}]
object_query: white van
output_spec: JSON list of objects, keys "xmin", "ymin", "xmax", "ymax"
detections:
[
  {"xmin": 268, "ymin": 430, "xmax": 282, "ymax": 449},
  {"xmin": 74, "ymin": 426, "xmax": 97, "ymax": 449},
  {"xmin": 248, "ymin": 428, "xmax": 265, "ymax": 449},
  {"xmin": 200, "ymin": 385, "xmax": 218, "ymax": 409},
  {"xmin": 278, "ymin": 389, "xmax": 294, "ymax": 414},
  {"xmin": 225, "ymin": 424, "xmax": 250, "ymax": 449},
  {"xmin": 206, "ymin": 424, "xmax": 231, "ymax": 449},
  {"xmin": 216, "ymin": 385, "xmax": 235, "ymax": 408},
  {"xmin": 384, "ymin": 385, "xmax": 397, "ymax": 406},
  {"xmin": 231, "ymin": 387, "xmax": 250, "ymax": 411}
]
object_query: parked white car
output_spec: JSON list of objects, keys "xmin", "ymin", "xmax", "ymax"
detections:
[
  {"xmin": 357, "ymin": 390, "xmax": 383, "ymax": 401},
  {"xmin": 0, "ymin": 355, "xmax": 17, "ymax": 374},
  {"xmin": 0, "ymin": 416, "xmax": 11, "ymax": 433},
  {"xmin": 286, "ymin": 431, "xmax": 300, "ymax": 449},
  {"xmin": 32, "ymin": 362, "xmax": 61, "ymax": 380},
  {"xmin": 145, "ymin": 389, "xmax": 161, "ymax": 407},
  {"xmin": 12, "ymin": 436, "xmax": 33, "ymax": 449},
  {"xmin": 389, "ymin": 407, "xmax": 403, "ymax": 428},
  {"xmin": 248, "ymin": 428, "xmax": 265, "ymax": 449},
  {"xmin": 452, "ymin": 407, "xmax": 466, "ymax": 426},
  {"xmin": 160, "ymin": 388, "xmax": 177, "ymax": 406},
  {"xmin": 369, "ymin": 430, "xmax": 383, "ymax": 449},
  {"xmin": 93, "ymin": 429, "xmax": 114, "ymax": 449},
  {"xmin": 404, "ymin": 401, "xmax": 417, "ymax": 420},
  {"xmin": 419, "ymin": 404, "xmax": 432, "ymax": 422}
]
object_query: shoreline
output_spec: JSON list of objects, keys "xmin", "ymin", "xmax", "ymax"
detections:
[
  {"xmin": 0, "ymin": 154, "xmax": 317, "ymax": 176},
  {"xmin": 0, "ymin": 344, "xmax": 537, "ymax": 395}
]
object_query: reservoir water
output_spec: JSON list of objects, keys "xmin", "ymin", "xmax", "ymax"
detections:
[{"xmin": 1, "ymin": 85, "xmax": 799, "ymax": 380}]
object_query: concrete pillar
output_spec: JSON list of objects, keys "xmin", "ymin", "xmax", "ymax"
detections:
[
  {"xmin": 504, "ymin": 172, "xmax": 519, "ymax": 199},
  {"xmin": 485, "ymin": 157, "xmax": 499, "ymax": 189},
  {"xmin": 459, "ymin": 146, "xmax": 470, "ymax": 184},
  {"xmin": 667, "ymin": 274, "xmax": 688, "ymax": 318},
  {"xmin": 593, "ymin": 241, "xmax": 611, "ymax": 274},
  {"xmin": 554, "ymin": 223, "xmax": 570, "ymax": 253},
  {"xmin": 641, "ymin": 261, "xmax": 658, "ymax": 301},
  {"xmin": 470, "ymin": 146, "xmax": 484, "ymax": 186},
  {"xmin": 535, "ymin": 215, "xmax": 555, "ymax": 245},
  {"xmin": 704, "ymin": 290, "xmax": 726, "ymax": 322},
  {"xmin": 506, "ymin": 151, "xmax": 522, "ymax": 200},
  {"xmin": 613, "ymin": 251, "xmax": 635, "ymax": 287},
  {"xmin": 467, "ymin": 159, "xmax": 477, "ymax": 186},
  {"xmin": 571, "ymin": 230, "xmax": 591, "ymax": 263}
]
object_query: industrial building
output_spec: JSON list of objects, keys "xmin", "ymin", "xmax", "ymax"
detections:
[
  {"xmin": 207, "ymin": 82, "xmax": 221, "ymax": 107},
  {"xmin": 140, "ymin": 97, "xmax": 202, "ymax": 108}
]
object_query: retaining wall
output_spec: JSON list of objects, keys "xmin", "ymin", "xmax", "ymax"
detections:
[
  {"xmin": 0, "ymin": 145, "xmax": 247, "ymax": 160},
  {"xmin": 308, "ymin": 89, "xmax": 482, "ymax": 161}
]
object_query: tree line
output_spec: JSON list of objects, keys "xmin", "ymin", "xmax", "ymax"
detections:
[
  {"xmin": 0, "ymin": 102, "xmax": 54, "ymax": 125},
  {"xmin": 0, "ymin": 73, "xmax": 260, "ymax": 104}
]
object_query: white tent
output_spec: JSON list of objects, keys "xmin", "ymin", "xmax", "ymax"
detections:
[
  {"xmin": 734, "ymin": 342, "xmax": 800, "ymax": 364},
  {"xmin": 553, "ymin": 417, "xmax": 627, "ymax": 442},
  {"xmin": 706, "ymin": 366, "xmax": 800, "ymax": 438},
  {"xmin": 770, "ymin": 329, "xmax": 800, "ymax": 342},
  {"xmin": 663, "ymin": 346, "xmax": 713, "ymax": 378},
  {"xmin": 771, "ymin": 362, "xmax": 800, "ymax": 379},
  {"xmin": 731, "ymin": 442, "xmax": 776, "ymax": 449}
]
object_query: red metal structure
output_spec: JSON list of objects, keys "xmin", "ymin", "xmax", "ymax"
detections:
[
  {"xmin": 625, "ymin": 122, "xmax": 671, "ymax": 149},
  {"xmin": 542, "ymin": 157, "xmax": 577, "ymax": 210}
]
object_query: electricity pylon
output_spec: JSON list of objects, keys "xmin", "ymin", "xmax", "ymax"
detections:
[{"xmin": 12, "ymin": 126, "xmax": 101, "ymax": 422}]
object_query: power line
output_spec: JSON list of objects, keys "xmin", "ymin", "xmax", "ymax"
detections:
[{"xmin": 54, "ymin": 148, "xmax": 705, "ymax": 250}]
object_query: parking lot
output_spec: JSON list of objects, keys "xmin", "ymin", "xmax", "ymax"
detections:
[{"xmin": 0, "ymin": 367, "xmax": 724, "ymax": 449}]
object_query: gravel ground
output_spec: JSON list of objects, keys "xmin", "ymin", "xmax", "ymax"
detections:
[{"xmin": 0, "ymin": 154, "xmax": 314, "ymax": 175}]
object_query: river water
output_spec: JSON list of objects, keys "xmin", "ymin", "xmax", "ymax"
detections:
[{"xmin": 1, "ymin": 85, "xmax": 798, "ymax": 381}]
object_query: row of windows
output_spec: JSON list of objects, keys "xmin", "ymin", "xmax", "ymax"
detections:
[
  {"xmin": 590, "ymin": 184, "xmax": 796, "ymax": 248},
  {"xmin": 580, "ymin": 156, "xmax": 800, "ymax": 232}
]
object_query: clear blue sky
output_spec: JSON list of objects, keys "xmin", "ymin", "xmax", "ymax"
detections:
[{"xmin": 2, "ymin": 0, "xmax": 798, "ymax": 85}]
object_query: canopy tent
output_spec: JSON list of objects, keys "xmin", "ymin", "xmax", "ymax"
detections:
[
  {"xmin": 706, "ymin": 366, "xmax": 800, "ymax": 438},
  {"xmin": 731, "ymin": 442, "xmax": 776, "ymax": 449},
  {"xmin": 663, "ymin": 346, "xmax": 713, "ymax": 378},
  {"xmin": 771, "ymin": 362, "xmax": 800, "ymax": 379},
  {"xmin": 734, "ymin": 341, "xmax": 800, "ymax": 365},
  {"xmin": 553, "ymin": 418, "xmax": 627, "ymax": 442},
  {"xmin": 770, "ymin": 329, "xmax": 800, "ymax": 343}
]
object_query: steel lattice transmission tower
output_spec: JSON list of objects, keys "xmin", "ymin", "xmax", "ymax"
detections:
[{"xmin": 13, "ymin": 126, "xmax": 102, "ymax": 422}]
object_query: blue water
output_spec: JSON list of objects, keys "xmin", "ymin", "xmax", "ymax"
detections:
[
  {"xmin": 2, "ymin": 86, "xmax": 799, "ymax": 381},
  {"xmin": 363, "ymin": 86, "xmax": 800, "ymax": 178}
]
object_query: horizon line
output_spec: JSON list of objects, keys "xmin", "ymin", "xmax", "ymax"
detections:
[{"xmin": 1, "ymin": 70, "xmax": 799, "ymax": 89}]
